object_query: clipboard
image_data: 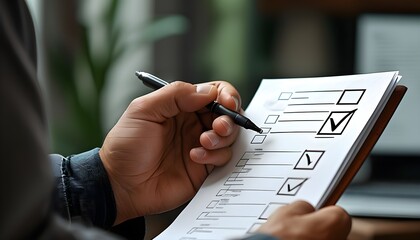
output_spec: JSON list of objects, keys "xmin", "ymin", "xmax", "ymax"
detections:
[
  {"xmin": 154, "ymin": 73, "xmax": 406, "ymax": 240},
  {"xmin": 324, "ymin": 85, "xmax": 408, "ymax": 206}
]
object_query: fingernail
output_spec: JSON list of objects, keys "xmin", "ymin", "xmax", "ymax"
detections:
[
  {"xmin": 206, "ymin": 132, "xmax": 220, "ymax": 147},
  {"xmin": 191, "ymin": 147, "xmax": 206, "ymax": 161},
  {"xmin": 232, "ymin": 96, "xmax": 240, "ymax": 111},
  {"xmin": 196, "ymin": 84, "xmax": 214, "ymax": 94},
  {"xmin": 220, "ymin": 117, "xmax": 233, "ymax": 135}
]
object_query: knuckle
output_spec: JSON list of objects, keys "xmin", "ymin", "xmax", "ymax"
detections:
[
  {"xmin": 293, "ymin": 200, "xmax": 315, "ymax": 211},
  {"xmin": 328, "ymin": 206, "xmax": 352, "ymax": 228}
]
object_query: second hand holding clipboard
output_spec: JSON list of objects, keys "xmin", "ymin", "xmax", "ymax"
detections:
[{"xmin": 135, "ymin": 71, "xmax": 263, "ymax": 134}]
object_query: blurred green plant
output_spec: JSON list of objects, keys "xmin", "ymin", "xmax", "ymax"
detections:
[{"xmin": 45, "ymin": 0, "xmax": 188, "ymax": 155}]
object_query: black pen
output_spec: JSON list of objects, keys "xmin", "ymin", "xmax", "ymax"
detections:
[{"xmin": 135, "ymin": 71, "xmax": 263, "ymax": 134}]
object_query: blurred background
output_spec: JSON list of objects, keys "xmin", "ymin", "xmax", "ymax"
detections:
[{"xmin": 26, "ymin": 0, "xmax": 420, "ymax": 239}]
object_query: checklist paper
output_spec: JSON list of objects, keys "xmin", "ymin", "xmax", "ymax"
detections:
[{"xmin": 154, "ymin": 71, "xmax": 400, "ymax": 240}]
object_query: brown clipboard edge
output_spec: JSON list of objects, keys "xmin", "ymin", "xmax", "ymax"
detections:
[{"xmin": 322, "ymin": 85, "xmax": 408, "ymax": 207}]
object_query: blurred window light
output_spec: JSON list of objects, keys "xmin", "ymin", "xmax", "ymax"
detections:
[{"xmin": 356, "ymin": 14, "xmax": 420, "ymax": 155}]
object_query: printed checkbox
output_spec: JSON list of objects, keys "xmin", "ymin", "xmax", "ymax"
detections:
[
  {"xmin": 197, "ymin": 212, "xmax": 216, "ymax": 220},
  {"xmin": 265, "ymin": 115, "xmax": 280, "ymax": 124},
  {"xmin": 225, "ymin": 177, "xmax": 242, "ymax": 185},
  {"xmin": 216, "ymin": 189, "xmax": 228, "ymax": 196},
  {"xmin": 259, "ymin": 202, "xmax": 287, "ymax": 220},
  {"xmin": 207, "ymin": 200, "xmax": 219, "ymax": 209},
  {"xmin": 294, "ymin": 150, "xmax": 324, "ymax": 170},
  {"xmin": 251, "ymin": 135, "xmax": 266, "ymax": 144},
  {"xmin": 337, "ymin": 89, "xmax": 365, "ymax": 105},
  {"xmin": 278, "ymin": 178, "xmax": 307, "ymax": 196},
  {"xmin": 248, "ymin": 223, "xmax": 263, "ymax": 233},
  {"xmin": 318, "ymin": 109, "xmax": 357, "ymax": 135},
  {"xmin": 260, "ymin": 127, "xmax": 271, "ymax": 134},
  {"xmin": 278, "ymin": 92, "xmax": 293, "ymax": 100},
  {"xmin": 237, "ymin": 159, "xmax": 248, "ymax": 167}
]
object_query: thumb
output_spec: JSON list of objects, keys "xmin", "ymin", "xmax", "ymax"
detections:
[{"xmin": 129, "ymin": 81, "xmax": 217, "ymax": 122}]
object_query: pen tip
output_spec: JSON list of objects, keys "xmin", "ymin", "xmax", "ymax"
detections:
[{"xmin": 245, "ymin": 120, "xmax": 263, "ymax": 134}]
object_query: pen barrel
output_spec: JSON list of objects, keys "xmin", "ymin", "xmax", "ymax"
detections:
[
  {"xmin": 207, "ymin": 102, "xmax": 248, "ymax": 125},
  {"xmin": 136, "ymin": 71, "xmax": 263, "ymax": 132}
]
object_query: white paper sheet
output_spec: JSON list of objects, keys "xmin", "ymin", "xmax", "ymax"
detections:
[{"xmin": 154, "ymin": 71, "xmax": 399, "ymax": 240}]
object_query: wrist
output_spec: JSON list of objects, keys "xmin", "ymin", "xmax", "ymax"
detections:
[{"xmin": 99, "ymin": 148, "xmax": 138, "ymax": 225}]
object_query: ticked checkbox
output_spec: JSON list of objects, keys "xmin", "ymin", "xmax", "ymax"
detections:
[
  {"xmin": 278, "ymin": 178, "xmax": 307, "ymax": 196},
  {"xmin": 318, "ymin": 109, "xmax": 357, "ymax": 135},
  {"xmin": 294, "ymin": 150, "xmax": 324, "ymax": 170}
]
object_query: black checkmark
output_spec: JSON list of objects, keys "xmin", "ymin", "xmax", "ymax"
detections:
[
  {"xmin": 329, "ymin": 109, "xmax": 357, "ymax": 132},
  {"xmin": 287, "ymin": 181, "xmax": 305, "ymax": 192},
  {"xmin": 305, "ymin": 153, "xmax": 312, "ymax": 165}
]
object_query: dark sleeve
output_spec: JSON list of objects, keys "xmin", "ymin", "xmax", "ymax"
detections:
[
  {"xmin": 0, "ymin": 0, "xmax": 54, "ymax": 238},
  {"xmin": 51, "ymin": 148, "xmax": 117, "ymax": 228},
  {"xmin": 51, "ymin": 150, "xmax": 146, "ymax": 240},
  {"xmin": 0, "ymin": 1, "xmax": 138, "ymax": 239}
]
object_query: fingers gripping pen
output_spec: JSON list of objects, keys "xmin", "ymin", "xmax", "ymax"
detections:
[{"xmin": 135, "ymin": 71, "xmax": 263, "ymax": 134}]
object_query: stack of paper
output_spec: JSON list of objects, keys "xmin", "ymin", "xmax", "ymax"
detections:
[{"xmin": 155, "ymin": 71, "xmax": 400, "ymax": 240}]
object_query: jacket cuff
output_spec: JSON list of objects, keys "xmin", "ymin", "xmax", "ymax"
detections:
[{"xmin": 52, "ymin": 148, "xmax": 116, "ymax": 229}]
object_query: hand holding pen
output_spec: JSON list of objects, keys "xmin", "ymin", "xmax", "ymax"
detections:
[
  {"xmin": 135, "ymin": 71, "xmax": 263, "ymax": 134},
  {"xmin": 100, "ymin": 75, "xmax": 245, "ymax": 223}
]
